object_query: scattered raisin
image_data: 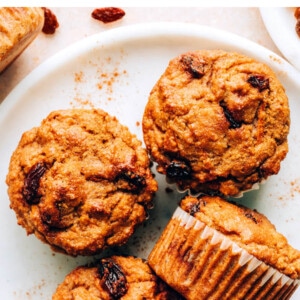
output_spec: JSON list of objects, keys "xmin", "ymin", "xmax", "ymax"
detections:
[
  {"xmin": 247, "ymin": 75, "xmax": 269, "ymax": 92},
  {"xmin": 166, "ymin": 160, "xmax": 191, "ymax": 179},
  {"xmin": 42, "ymin": 212, "xmax": 52, "ymax": 224},
  {"xmin": 98, "ymin": 258, "xmax": 128, "ymax": 298},
  {"xmin": 220, "ymin": 100, "xmax": 242, "ymax": 129},
  {"xmin": 295, "ymin": 7, "xmax": 300, "ymax": 19},
  {"xmin": 23, "ymin": 163, "xmax": 47, "ymax": 204},
  {"xmin": 117, "ymin": 170, "xmax": 146, "ymax": 193},
  {"xmin": 42, "ymin": 201, "xmax": 65, "ymax": 226},
  {"xmin": 91, "ymin": 7, "xmax": 125, "ymax": 23},
  {"xmin": 245, "ymin": 212, "xmax": 258, "ymax": 224},
  {"xmin": 296, "ymin": 19, "xmax": 300, "ymax": 38},
  {"xmin": 294, "ymin": 8, "xmax": 300, "ymax": 38},
  {"xmin": 180, "ymin": 55, "xmax": 206, "ymax": 79},
  {"xmin": 41, "ymin": 7, "xmax": 59, "ymax": 34},
  {"xmin": 41, "ymin": 200, "xmax": 73, "ymax": 229},
  {"xmin": 189, "ymin": 202, "xmax": 201, "ymax": 216}
]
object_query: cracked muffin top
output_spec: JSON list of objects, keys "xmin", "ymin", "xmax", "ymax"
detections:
[
  {"xmin": 6, "ymin": 109, "xmax": 157, "ymax": 256},
  {"xmin": 52, "ymin": 255, "xmax": 183, "ymax": 299},
  {"xmin": 142, "ymin": 49, "xmax": 290, "ymax": 196}
]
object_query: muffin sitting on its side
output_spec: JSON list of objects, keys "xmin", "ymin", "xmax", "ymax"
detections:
[
  {"xmin": 0, "ymin": 7, "xmax": 44, "ymax": 72},
  {"xmin": 52, "ymin": 255, "xmax": 183, "ymax": 299},
  {"xmin": 142, "ymin": 49, "xmax": 290, "ymax": 196},
  {"xmin": 148, "ymin": 195, "xmax": 300, "ymax": 300},
  {"xmin": 6, "ymin": 109, "xmax": 157, "ymax": 256}
]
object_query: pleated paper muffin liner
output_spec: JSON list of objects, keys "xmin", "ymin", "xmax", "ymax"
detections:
[
  {"xmin": 148, "ymin": 207, "xmax": 300, "ymax": 300},
  {"xmin": 165, "ymin": 176, "xmax": 265, "ymax": 198}
]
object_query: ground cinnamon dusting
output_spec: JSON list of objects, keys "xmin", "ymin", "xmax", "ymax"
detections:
[
  {"xmin": 70, "ymin": 57, "xmax": 128, "ymax": 107},
  {"xmin": 74, "ymin": 71, "xmax": 84, "ymax": 83},
  {"xmin": 269, "ymin": 55, "xmax": 283, "ymax": 64},
  {"xmin": 96, "ymin": 69, "xmax": 127, "ymax": 100},
  {"xmin": 290, "ymin": 178, "xmax": 300, "ymax": 198}
]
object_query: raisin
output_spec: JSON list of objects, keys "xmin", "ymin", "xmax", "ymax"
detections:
[
  {"xmin": 220, "ymin": 100, "xmax": 242, "ymax": 129},
  {"xmin": 23, "ymin": 163, "xmax": 47, "ymax": 204},
  {"xmin": 98, "ymin": 258, "xmax": 128, "ymax": 298},
  {"xmin": 180, "ymin": 55, "xmax": 206, "ymax": 78},
  {"xmin": 91, "ymin": 7, "xmax": 125, "ymax": 23},
  {"xmin": 247, "ymin": 75, "xmax": 269, "ymax": 92},
  {"xmin": 41, "ymin": 7, "xmax": 59, "ymax": 34},
  {"xmin": 296, "ymin": 18, "xmax": 300, "ymax": 38},
  {"xmin": 189, "ymin": 202, "xmax": 201, "ymax": 216},
  {"xmin": 41, "ymin": 212, "xmax": 53, "ymax": 225},
  {"xmin": 245, "ymin": 212, "xmax": 258, "ymax": 224},
  {"xmin": 295, "ymin": 7, "xmax": 300, "ymax": 19},
  {"xmin": 117, "ymin": 170, "xmax": 146, "ymax": 192},
  {"xmin": 166, "ymin": 160, "xmax": 191, "ymax": 179}
]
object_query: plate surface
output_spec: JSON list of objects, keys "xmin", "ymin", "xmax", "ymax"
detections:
[
  {"xmin": 260, "ymin": 7, "xmax": 300, "ymax": 70},
  {"xmin": 1, "ymin": 22, "xmax": 300, "ymax": 299}
]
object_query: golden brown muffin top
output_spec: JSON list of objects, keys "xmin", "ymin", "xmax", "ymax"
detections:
[
  {"xmin": 6, "ymin": 109, "xmax": 157, "ymax": 256},
  {"xmin": 143, "ymin": 49, "xmax": 290, "ymax": 196},
  {"xmin": 52, "ymin": 255, "xmax": 183, "ymax": 299},
  {"xmin": 180, "ymin": 195, "xmax": 300, "ymax": 279}
]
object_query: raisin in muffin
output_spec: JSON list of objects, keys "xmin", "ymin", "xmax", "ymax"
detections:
[
  {"xmin": 52, "ymin": 255, "xmax": 183, "ymax": 300},
  {"xmin": 148, "ymin": 195, "xmax": 300, "ymax": 300},
  {"xmin": 142, "ymin": 49, "xmax": 290, "ymax": 196},
  {"xmin": 0, "ymin": 7, "xmax": 44, "ymax": 72},
  {"xmin": 6, "ymin": 109, "xmax": 157, "ymax": 256}
]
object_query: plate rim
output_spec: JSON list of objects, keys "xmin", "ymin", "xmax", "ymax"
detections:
[
  {"xmin": 1, "ymin": 21, "xmax": 300, "ymax": 128},
  {"xmin": 259, "ymin": 7, "xmax": 300, "ymax": 70},
  {"xmin": 1, "ymin": 21, "xmax": 300, "ymax": 299}
]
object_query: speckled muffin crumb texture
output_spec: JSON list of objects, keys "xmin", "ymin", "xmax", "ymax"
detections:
[
  {"xmin": 0, "ymin": 7, "xmax": 44, "ymax": 72},
  {"xmin": 52, "ymin": 255, "xmax": 183, "ymax": 299},
  {"xmin": 142, "ymin": 49, "xmax": 290, "ymax": 196},
  {"xmin": 6, "ymin": 109, "xmax": 157, "ymax": 256}
]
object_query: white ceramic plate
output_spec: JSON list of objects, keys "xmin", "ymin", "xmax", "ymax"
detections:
[
  {"xmin": 1, "ymin": 22, "xmax": 300, "ymax": 299},
  {"xmin": 260, "ymin": 7, "xmax": 300, "ymax": 70}
]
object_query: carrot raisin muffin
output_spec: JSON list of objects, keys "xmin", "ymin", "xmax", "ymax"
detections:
[
  {"xmin": 0, "ymin": 7, "xmax": 44, "ymax": 72},
  {"xmin": 52, "ymin": 255, "xmax": 183, "ymax": 299},
  {"xmin": 142, "ymin": 49, "xmax": 290, "ymax": 196},
  {"xmin": 6, "ymin": 109, "xmax": 157, "ymax": 256},
  {"xmin": 148, "ymin": 195, "xmax": 300, "ymax": 299}
]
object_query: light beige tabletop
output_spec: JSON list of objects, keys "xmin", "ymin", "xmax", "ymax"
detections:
[{"xmin": 0, "ymin": 7, "xmax": 281, "ymax": 104}]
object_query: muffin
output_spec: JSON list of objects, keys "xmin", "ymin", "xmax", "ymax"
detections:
[
  {"xmin": 148, "ymin": 195, "xmax": 300, "ymax": 299},
  {"xmin": 52, "ymin": 255, "xmax": 183, "ymax": 299},
  {"xmin": 0, "ymin": 7, "xmax": 44, "ymax": 72},
  {"xmin": 6, "ymin": 109, "xmax": 157, "ymax": 256},
  {"xmin": 142, "ymin": 49, "xmax": 290, "ymax": 196}
]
